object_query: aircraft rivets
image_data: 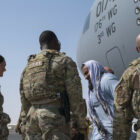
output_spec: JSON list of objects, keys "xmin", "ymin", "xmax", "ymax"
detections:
[
  {"xmin": 134, "ymin": 0, "xmax": 138, "ymax": 3},
  {"xmin": 135, "ymin": 7, "xmax": 140, "ymax": 14},
  {"xmin": 137, "ymin": 18, "xmax": 140, "ymax": 25}
]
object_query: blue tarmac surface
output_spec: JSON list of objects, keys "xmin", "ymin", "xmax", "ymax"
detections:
[{"xmin": 8, "ymin": 132, "xmax": 22, "ymax": 140}]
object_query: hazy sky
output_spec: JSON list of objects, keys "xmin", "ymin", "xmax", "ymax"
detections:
[{"xmin": 0, "ymin": 0, "xmax": 93, "ymax": 124}]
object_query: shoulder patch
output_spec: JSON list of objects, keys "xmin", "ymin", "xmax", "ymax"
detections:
[
  {"xmin": 115, "ymin": 85, "xmax": 123, "ymax": 97},
  {"xmin": 28, "ymin": 54, "xmax": 36, "ymax": 61}
]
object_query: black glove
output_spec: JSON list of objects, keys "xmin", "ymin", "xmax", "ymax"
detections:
[{"xmin": 70, "ymin": 120, "xmax": 85, "ymax": 140}]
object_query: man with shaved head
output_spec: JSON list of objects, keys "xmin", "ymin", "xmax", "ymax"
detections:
[
  {"xmin": 136, "ymin": 34, "xmax": 140, "ymax": 53},
  {"xmin": 113, "ymin": 34, "xmax": 140, "ymax": 140}
]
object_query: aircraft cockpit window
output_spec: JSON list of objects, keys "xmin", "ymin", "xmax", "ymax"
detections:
[{"xmin": 83, "ymin": 12, "xmax": 91, "ymax": 34}]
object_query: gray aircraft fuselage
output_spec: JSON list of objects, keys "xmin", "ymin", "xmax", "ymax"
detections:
[{"xmin": 77, "ymin": 0, "xmax": 140, "ymax": 78}]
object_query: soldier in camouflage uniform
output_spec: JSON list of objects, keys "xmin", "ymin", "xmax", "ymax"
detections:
[
  {"xmin": 0, "ymin": 55, "xmax": 11, "ymax": 140},
  {"xmin": 113, "ymin": 34, "xmax": 140, "ymax": 140},
  {"xmin": 17, "ymin": 30, "xmax": 87, "ymax": 140}
]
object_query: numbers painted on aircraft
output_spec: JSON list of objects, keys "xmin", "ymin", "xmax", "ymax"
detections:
[
  {"xmin": 95, "ymin": 0, "xmax": 118, "ymax": 45},
  {"xmin": 95, "ymin": 4, "xmax": 117, "ymax": 33},
  {"xmin": 94, "ymin": 16, "xmax": 106, "ymax": 32},
  {"xmin": 97, "ymin": 31, "xmax": 104, "ymax": 44},
  {"xmin": 97, "ymin": 22, "xmax": 116, "ymax": 44},
  {"xmin": 96, "ymin": 0, "xmax": 116, "ymax": 18},
  {"xmin": 77, "ymin": 0, "xmax": 140, "ymax": 78}
]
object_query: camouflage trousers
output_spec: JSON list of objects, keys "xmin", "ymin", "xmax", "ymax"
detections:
[
  {"xmin": 25, "ymin": 104, "xmax": 71, "ymax": 140},
  {"xmin": 0, "ymin": 123, "xmax": 9, "ymax": 140},
  {"xmin": 136, "ymin": 129, "xmax": 140, "ymax": 140},
  {"xmin": 20, "ymin": 119, "xmax": 26, "ymax": 140},
  {"xmin": 0, "ymin": 137, "xmax": 8, "ymax": 140}
]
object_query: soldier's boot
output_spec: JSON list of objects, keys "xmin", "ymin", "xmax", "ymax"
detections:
[{"xmin": 136, "ymin": 129, "xmax": 140, "ymax": 140}]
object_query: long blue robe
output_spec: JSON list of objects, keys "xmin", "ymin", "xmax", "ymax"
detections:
[
  {"xmin": 88, "ymin": 73, "xmax": 136, "ymax": 140},
  {"xmin": 88, "ymin": 73, "xmax": 118, "ymax": 140}
]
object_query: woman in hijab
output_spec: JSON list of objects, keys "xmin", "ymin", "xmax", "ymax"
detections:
[
  {"xmin": 81, "ymin": 60, "xmax": 118, "ymax": 140},
  {"xmin": 0, "ymin": 55, "xmax": 10, "ymax": 140}
]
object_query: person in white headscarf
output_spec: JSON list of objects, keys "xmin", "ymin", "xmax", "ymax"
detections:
[{"xmin": 81, "ymin": 60, "xmax": 118, "ymax": 140}]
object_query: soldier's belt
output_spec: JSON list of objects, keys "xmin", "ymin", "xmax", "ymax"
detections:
[{"xmin": 31, "ymin": 100, "xmax": 60, "ymax": 107}]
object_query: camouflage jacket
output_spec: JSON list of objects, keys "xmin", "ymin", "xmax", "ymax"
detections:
[
  {"xmin": 0, "ymin": 92, "xmax": 10, "ymax": 124},
  {"xmin": 113, "ymin": 57, "xmax": 140, "ymax": 140},
  {"xmin": 19, "ymin": 49, "xmax": 87, "ymax": 128},
  {"xmin": 0, "ymin": 91, "xmax": 10, "ymax": 138},
  {"xmin": 0, "ymin": 92, "xmax": 4, "ymax": 114}
]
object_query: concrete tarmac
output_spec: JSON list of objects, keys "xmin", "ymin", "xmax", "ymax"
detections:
[{"xmin": 8, "ymin": 132, "xmax": 22, "ymax": 140}]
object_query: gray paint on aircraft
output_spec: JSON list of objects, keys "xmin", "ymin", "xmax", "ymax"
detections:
[{"xmin": 77, "ymin": 0, "xmax": 140, "ymax": 78}]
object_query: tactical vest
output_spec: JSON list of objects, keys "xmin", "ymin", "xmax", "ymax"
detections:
[{"xmin": 23, "ymin": 50, "xmax": 66, "ymax": 103}]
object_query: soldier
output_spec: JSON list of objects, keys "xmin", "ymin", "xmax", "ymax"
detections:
[
  {"xmin": 113, "ymin": 34, "xmax": 140, "ymax": 140},
  {"xmin": 16, "ymin": 30, "xmax": 87, "ymax": 140},
  {"xmin": 0, "ymin": 55, "xmax": 11, "ymax": 140}
]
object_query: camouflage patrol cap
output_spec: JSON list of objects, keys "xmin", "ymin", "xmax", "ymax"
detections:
[{"xmin": 39, "ymin": 30, "xmax": 58, "ymax": 46}]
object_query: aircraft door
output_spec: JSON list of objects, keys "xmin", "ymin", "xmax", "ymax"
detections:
[{"xmin": 106, "ymin": 47, "xmax": 125, "ymax": 78}]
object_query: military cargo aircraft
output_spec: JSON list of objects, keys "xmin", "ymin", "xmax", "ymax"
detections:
[
  {"xmin": 76, "ymin": 0, "xmax": 140, "ymax": 138},
  {"xmin": 77, "ymin": 0, "xmax": 140, "ymax": 78}
]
